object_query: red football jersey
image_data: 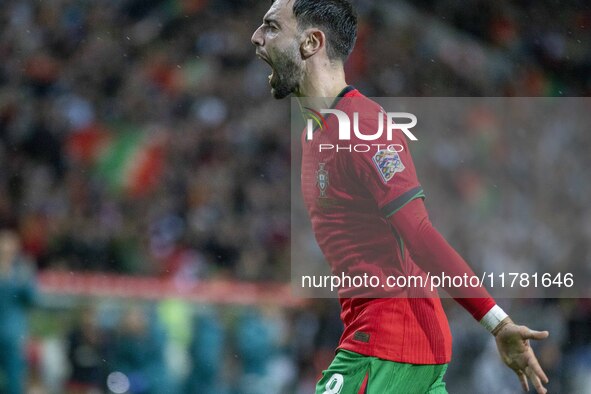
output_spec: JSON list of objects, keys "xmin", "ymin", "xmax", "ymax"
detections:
[{"xmin": 301, "ymin": 87, "xmax": 452, "ymax": 364}]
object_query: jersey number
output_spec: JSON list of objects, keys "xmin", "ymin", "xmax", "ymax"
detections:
[{"xmin": 323, "ymin": 373, "xmax": 344, "ymax": 394}]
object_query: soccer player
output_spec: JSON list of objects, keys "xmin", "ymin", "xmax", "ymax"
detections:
[{"xmin": 251, "ymin": 1, "xmax": 549, "ymax": 393}]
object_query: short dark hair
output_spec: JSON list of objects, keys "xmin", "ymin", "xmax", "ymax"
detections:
[{"xmin": 292, "ymin": 0, "xmax": 357, "ymax": 62}]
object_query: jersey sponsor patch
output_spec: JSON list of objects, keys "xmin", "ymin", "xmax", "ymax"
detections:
[
  {"xmin": 353, "ymin": 331, "xmax": 370, "ymax": 343},
  {"xmin": 372, "ymin": 149, "xmax": 405, "ymax": 183}
]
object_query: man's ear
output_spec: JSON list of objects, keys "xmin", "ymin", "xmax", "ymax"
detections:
[{"xmin": 300, "ymin": 29, "xmax": 325, "ymax": 59}]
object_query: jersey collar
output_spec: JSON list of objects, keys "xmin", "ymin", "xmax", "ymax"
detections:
[
  {"xmin": 330, "ymin": 85, "xmax": 356, "ymax": 108},
  {"xmin": 338, "ymin": 85, "xmax": 356, "ymax": 98}
]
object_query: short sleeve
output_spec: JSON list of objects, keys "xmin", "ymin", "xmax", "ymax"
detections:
[{"xmin": 348, "ymin": 117, "xmax": 425, "ymax": 217}]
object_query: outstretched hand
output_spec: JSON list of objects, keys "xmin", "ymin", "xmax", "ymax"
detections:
[{"xmin": 494, "ymin": 318, "xmax": 549, "ymax": 393}]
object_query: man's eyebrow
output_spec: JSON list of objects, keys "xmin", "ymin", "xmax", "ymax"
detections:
[{"xmin": 264, "ymin": 16, "xmax": 279, "ymax": 25}]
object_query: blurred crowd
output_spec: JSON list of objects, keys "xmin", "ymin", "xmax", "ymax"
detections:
[
  {"xmin": 0, "ymin": 0, "xmax": 291, "ymax": 280},
  {"xmin": 413, "ymin": 0, "xmax": 591, "ymax": 96},
  {"xmin": 0, "ymin": 0, "xmax": 590, "ymax": 393}
]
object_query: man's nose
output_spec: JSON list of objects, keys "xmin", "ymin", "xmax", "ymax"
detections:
[{"xmin": 251, "ymin": 25, "xmax": 263, "ymax": 47}]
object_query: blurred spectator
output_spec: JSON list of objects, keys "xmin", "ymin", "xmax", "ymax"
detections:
[
  {"xmin": 65, "ymin": 306, "xmax": 107, "ymax": 394},
  {"xmin": 184, "ymin": 309, "xmax": 225, "ymax": 394},
  {"xmin": 110, "ymin": 307, "xmax": 168, "ymax": 394},
  {"xmin": 0, "ymin": 228, "xmax": 37, "ymax": 394},
  {"xmin": 157, "ymin": 299, "xmax": 192, "ymax": 394},
  {"xmin": 232, "ymin": 307, "xmax": 293, "ymax": 394}
]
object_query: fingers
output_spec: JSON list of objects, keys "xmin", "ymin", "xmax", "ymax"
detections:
[
  {"xmin": 521, "ymin": 327, "xmax": 549, "ymax": 341},
  {"xmin": 525, "ymin": 365, "xmax": 547, "ymax": 394},
  {"xmin": 504, "ymin": 325, "xmax": 550, "ymax": 392},
  {"xmin": 529, "ymin": 357, "xmax": 549, "ymax": 384},
  {"xmin": 517, "ymin": 370, "xmax": 529, "ymax": 392},
  {"xmin": 520, "ymin": 352, "xmax": 549, "ymax": 393}
]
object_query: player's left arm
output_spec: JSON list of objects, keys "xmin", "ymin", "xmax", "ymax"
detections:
[
  {"xmin": 347, "ymin": 112, "xmax": 549, "ymax": 393},
  {"xmin": 389, "ymin": 199, "xmax": 549, "ymax": 394}
]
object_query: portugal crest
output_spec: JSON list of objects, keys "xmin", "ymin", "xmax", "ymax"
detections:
[{"xmin": 316, "ymin": 163, "xmax": 329, "ymax": 197}]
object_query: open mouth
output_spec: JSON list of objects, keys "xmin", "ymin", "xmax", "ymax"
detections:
[{"xmin": 256, "ymin": 52, "xmax": 274, "ymax": 83}]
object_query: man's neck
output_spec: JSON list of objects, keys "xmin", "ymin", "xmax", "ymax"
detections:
[{"xmin": 295, "ymin": 61, "xmax": 348, "ymax": 105}]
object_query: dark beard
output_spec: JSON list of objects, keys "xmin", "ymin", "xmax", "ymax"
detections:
[{"xmin": 270, "ymin": 46, "xmax": 303, "ymax": 99}]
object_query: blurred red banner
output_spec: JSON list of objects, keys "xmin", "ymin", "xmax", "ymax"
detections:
[{"xmin": 38, "ymin": 270, "xmax": 301, "ymax": 307}]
